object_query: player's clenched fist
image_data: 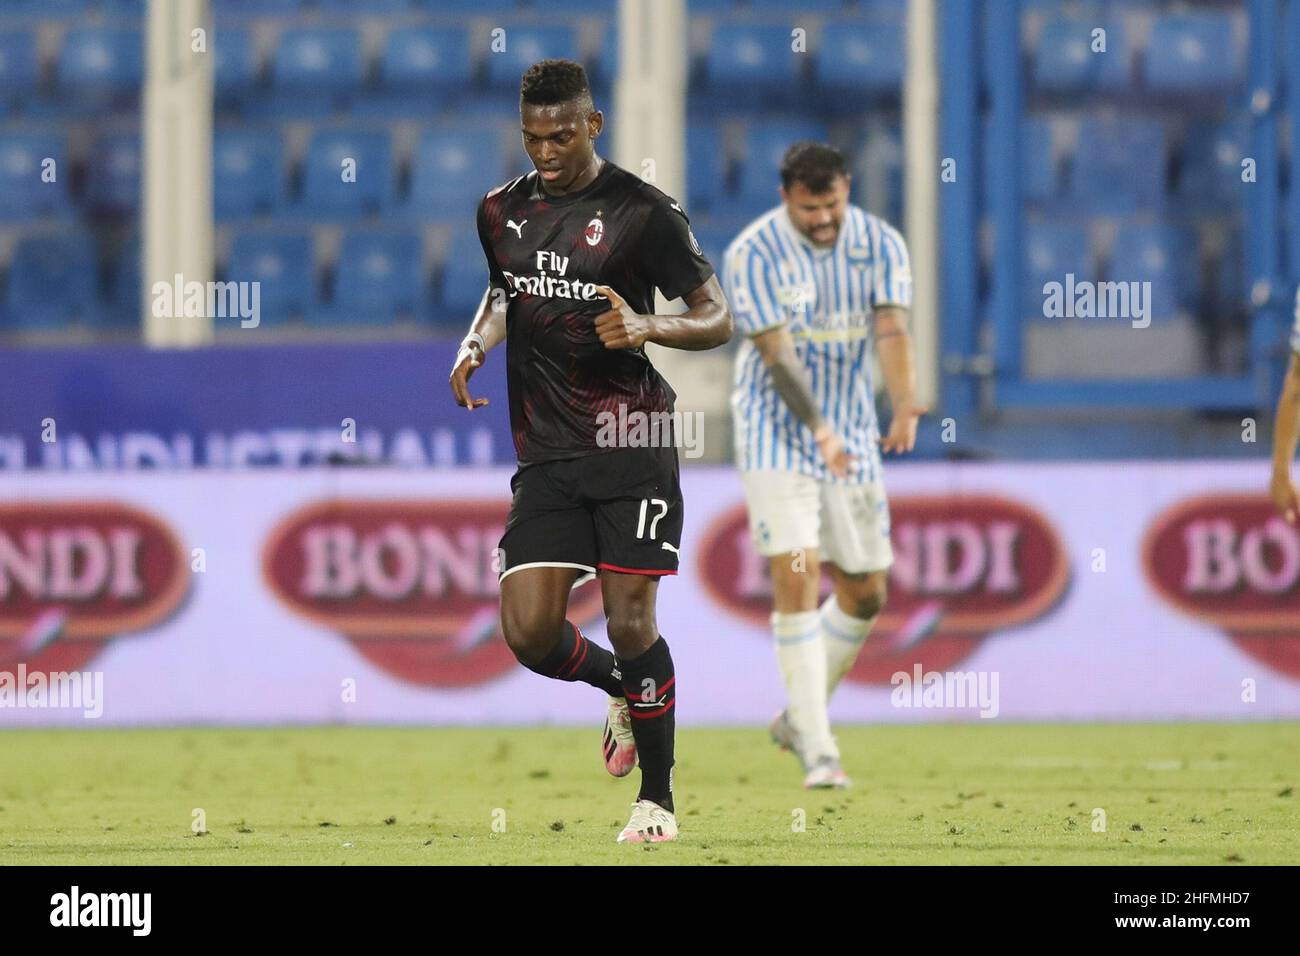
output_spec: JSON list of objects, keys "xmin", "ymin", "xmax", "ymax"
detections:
[
  {"xmin": 594, "ymin": 285, "xmax": 652, "ymax": 349},
  {"xmin": 449, "ymin": 337, "xmax": 489, "ymax": 410}
]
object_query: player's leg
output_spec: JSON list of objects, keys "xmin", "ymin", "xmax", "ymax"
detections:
[
  {"xmin": 817, "ymin": 469, "xmax": 894, "ymax": 697},
  {"xmin": 740, "ymin": 470, "xmax": 837, "ymax": 773},
  {"xmin": 497, "ymin": 460, "xmax": 623, "ymax": 699},
  {"xmin": 822, "ymin": 565, "xmax": 888, "ymax": 693},
  {"xmin": 586, "ymin": 444, "xmax": 682, "ymax": 842}
]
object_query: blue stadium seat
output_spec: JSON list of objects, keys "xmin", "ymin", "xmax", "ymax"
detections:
[
  {"xmin": 1109, "ymin": 224, "xmax": 1198, "ymax": 319},
  {"xmin": 101, "ymin": 0, "xmax": 146, "ymax": 15},
  {"xmin": 1033, "ymin": 17, "xmax": 1130, "ymax": 91},
  {"xmin": 213, "ymin": 0, "xmax": 304, "ymax": 14},
  {"xmin": 102, "ymin": 246, "xmax": 141, "ymax": 330},
  {"xmin": 408, "ymin": 128, "xmax": 504, "ymax": 223},
  {"xmin": 1144, "ymin": 13, "xmax": 1244, "ymax": 93},
  {"xmin": 413, "ymin": 0, "xmax": 517, "ymax": 10},
  {"xmin": 3, "ymin": 234, "xmax": 99, "ymax": 329},
  {"xmin": 686, "ymin": 124, "xmax": 726, "ymax": 212},
  {"xmin": 226, "ymin": 232, "xmax": 315, "ymax": 322},
  {"xmin": 299, "ymin": 130, "xmax": 395, "ymax": 218},
  {"xmin": 318, "ymin": 0, "xmax": 410, "ymax": 10},
  {"xmin": 378, "ymin": 27, "xmax": 471, "ymax": 104},
  {"xmin": 735, "ymin": 121, "xmax": 830, "ymax": 206},
  {"xmin": 540, "ymin": 0, "xmax": 615, "ymax": 11},
  {"xmin": 86, "ymin": 130, "xmax": 141, "ymax": 216},
  {"xmin": 687, "ymin": 0, "xmax": 739, "ymax": 11},
  {"xmin": 324, "ymin": 230, "xmax": 425, "ymax": 324},
  {"xmin": 752, "ymin": 0, "xmax": 850, "ymax": 10},
  {"xmin": 214, "ymin": 28, "xmax": 258, "ymax": 100},
  {"xmin": 57, "ymin": 28, "xmax": 143, "ymax": 102},
  {"xmin": 484, "ymin": 26, "xmax": 579, "ymax": 93},
  {"xmin": 270, "ymin": 28, "xmax": 364, "ymax": 112},
  {"xmin": 0, "ymin": 133, "xmax": 71, "ymax": 220},
  {"xmin": 984, "ymin": 117, "xmax": 1056, "ymax": 205},
  {"xmin": 437, "ymin": 231, "xmax": 492, "ymax": 323},
  {"xmin": 1069, "ymin": 117, "xmax": 1165, "ymax": 213},
  {"xmin": 0, "ymin": 32, "xmax": 40, "ymax": 113},
  {"xmin": 1178, "ymin": 120, "xmax": 1249, "ymax": 213},
  {"xmin": 3, "ymin": 0, "xmax": 92, "ymax": 17},
  {"xmin": 704, "ymin": 24, "xmax": 803, "ymax": 103},
  {"xmin": 814, "ymin": 21, "xmax": 904, "ymax": 98},
  {"xmin": 214, "ymin": 129, "xmax": 285, "ymax": 219},
  {"xmin": 850, "ymin": 123, "xmax": 902, "ymax": 225},
  {"xmin": 1023, "ymin": 223, "xmax": 1090, "ymax": 317}
]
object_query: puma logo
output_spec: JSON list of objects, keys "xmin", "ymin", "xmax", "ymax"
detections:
[{"xmin": 507, "ymin": 219, "xmax": 527, "ymax": 238}]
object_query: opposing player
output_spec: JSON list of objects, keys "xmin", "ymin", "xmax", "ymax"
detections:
[
  {"xmin": 448, "ymin": 61, "xmax": 732, "ymax": 842},
  {"xmin": 725, "ymin": 143, "xmax": 922, "ymax": 788},
  {"xmin": 1269, "ymin": 286, "xmax": 1300, "ymax": 523}
]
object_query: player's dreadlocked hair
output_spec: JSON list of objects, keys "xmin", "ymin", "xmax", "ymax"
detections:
[
  {"xmin": 780, "ymin": 142, "xmax": 849, "ymax": 194},
  {"xmin": 520, "ymin": 59, "xmax": 595, "ymax": 113}
]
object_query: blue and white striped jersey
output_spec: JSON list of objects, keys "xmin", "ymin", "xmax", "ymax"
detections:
[
  {"xmin": 1292, "ymin": 284, "xmax": 1300, "ymax": 354},
  {"xmin": 726, "ymin": 204, "xmax": 912, "ymax": 484}
]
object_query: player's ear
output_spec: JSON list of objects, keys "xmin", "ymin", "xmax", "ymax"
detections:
[{"xmin": 588, "ymin": 110, "xmax": 604, "ymax": 140}]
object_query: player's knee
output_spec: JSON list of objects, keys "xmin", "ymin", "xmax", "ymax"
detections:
[
  {"xmin": 499, "ymin": 604, "xmax": 562, "ymax": 667},
  {"xmin": 846, "ymin": 579, "xmax": 887, "ymax": 620},
  {"xmin": 605, "ymin": 611, "xmax": 657, "ymax": 658}
]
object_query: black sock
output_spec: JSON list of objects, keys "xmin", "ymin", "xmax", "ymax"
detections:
[
  {"xmin": 619, "ymin": 636, "xmax": 676, "ymax": 813},
  {"xmin": 522, "ymin": 620, "xmax": 623, "ymax": 698}
]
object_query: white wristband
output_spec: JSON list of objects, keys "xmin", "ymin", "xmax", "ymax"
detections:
[{"xmin": 462, "ymin": 332, "xmax": 486, "ymax": 354}]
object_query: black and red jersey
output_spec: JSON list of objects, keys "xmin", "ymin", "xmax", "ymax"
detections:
[{"xmin": 476, "ymin": 159, "xmax": 715, "ymax": 464}]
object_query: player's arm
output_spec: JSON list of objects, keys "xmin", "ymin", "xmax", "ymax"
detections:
[
  {"xmin": 594, "ymin": 275, "xmax": 732, "ymax": 352},
  {"xmin": 450, "ymin": 197, "xmax": 510, "ymax": 411},
  {"xmin": 751, "ymin": 325, "xmax": 850, "ymax": 478},
  {"xmin": 874, "ymin": 305, "xmax": 925, "ymax": 454},
  {"xmin": 449, "ymin": 287, "xmax": 506, "ymax": 411},
  {"xmin": 1270, "ymin": 349, "xmax": 1300, "ymax": 523}
]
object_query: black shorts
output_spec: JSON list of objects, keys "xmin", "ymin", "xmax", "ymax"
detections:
[{"xmin": 498, "ymin": 445, "xmax": 684, "ymax": 583}]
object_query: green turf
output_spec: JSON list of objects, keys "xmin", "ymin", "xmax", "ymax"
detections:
[{"xmin": 0, "ymin": 723, "xmax": 1296, "ymax": 865}]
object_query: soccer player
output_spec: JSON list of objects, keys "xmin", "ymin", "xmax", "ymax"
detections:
[
  {"xmin": 448, "ymin": 60, "xmax": 732, "ymax": 843},
  {"xmin": 1269, "ymin": 286, "xmax": 1300, "ymax": 524},
  {"xmin": 724, "ymin": 142, "xmax": 922, "ymax": 789}
]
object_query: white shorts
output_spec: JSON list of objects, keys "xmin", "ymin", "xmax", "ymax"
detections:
[{"xmin": 739, "ymin": 469, "xmax": 893, "ymax": 574}]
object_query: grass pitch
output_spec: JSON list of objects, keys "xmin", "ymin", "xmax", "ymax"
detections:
[{"xmin": 0, "ymin": 723, "xmax": 1296, "ymax": 865}]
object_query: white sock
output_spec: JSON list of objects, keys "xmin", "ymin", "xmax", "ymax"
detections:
[
  {"xmin": 772, "ymin": 610, "xmax": 836, "ymax": 761},
  {"xmin": 819, "ymin": 594, "xmax": 878, "ymax": 698}
]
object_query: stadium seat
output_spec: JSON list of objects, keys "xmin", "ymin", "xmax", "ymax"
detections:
[
  {"xmin": 814, "ymin": 21, "xmax": 904, "ymax": 99},
  {"xmin": 407, "ymin": 127, "xmax": 504, "ymax": 223},
  {"xmin": 3, "ymin": 234, "xmax": 99, "ymax": 329},
  {"xmin": 324, "ymin": 230, "xmax": 426, "ymax": 324},
  {"xmin": 318, "ymin": 0, "xmax": 410, "ymax": 10},
  {"xmin": 542, "ymin": 0, "xmax": 615, "ymax": 11},
  {"xmin": 1068, "ymin": 116, "xmax": 1165, "ymax": 213},
  {"xmin": 299, "ymin": 129, "xmax": 395, "ymax": 218},
  {"xmin": 851, "ymin": 123, "xmax": 902, "ymax": 226},
  {"xmin": 100, "ymin": 0, "xmax": 146, "ymax": 15},
  {"xmin": 751, "ymin": 0, "xmax": 850, "ymax": 10},
  {"xmin": 704, "ymin": 24, "xmax": 803, "ymax": 104},
  {"xmin": 269, "ymin": 28, "xmax": 364, "ymax": 113},
  {"xmin": 1144, "ymin": 13, "xmax": 1244, "ymax": 94},
  {"xmin": 686, "ymin": 123, "xmax": 727, "ymax": 213},
  {"xmin": 0, "ymin": 32, "xmax": 40, "ymax": 114},
  {"xmin": 86, "ymin": 130, "xmax": 141, "ymax": 216},
  {"xmin": 214, "ymin": 28, "xmax": 258, "ymax": 101},
  {"xmin": 984, "ymin": 116, "xmax": 1056, "ymax": 206},
  {"xmin": 438, "ymin": 230, "xmax": 491, "ymax": 321},
  {"xmin": 377, "ymin": 27, "xmax": 471, "ymax": 105},
  {"xmin": 57, "ymin": 28, "xmax": 143, "ymax": 103},
  {"xmin": 412, "ymin": 0, "xmax": 518, "ymax": 10},
  {"xmin": 1022, "ymin": 223, "xmax": 1091, "ymax": 317},
  {"xmin": 101, "ymin": 245, "xmax": 141, "ymax": 331},
  {"xmin": 0, "ymin": 133, "xmax": 71, "ymax": 220},
  {"xmin": 214, "ymin": 129, "xmax": 285, "ymax": 220},
  {"xmin": 1177, "ymin": 120, "xmax": 1249, "ymax": 213},
  {"xmin": 3, "ymin": 0, "xmax": 92, "ymax": 16},
  {"xmin": 226, "ymin": 232, "xmax": 315, "ymax": 322},
  {"xmin": 1032, "ymin": 17, "xmax": 1130, "ymax": 92},
  {"xmin": 1109, "ymin": 223, "xmax": 1198, "ymax": 319},
  {"xmin": 484, "ymin": 26, "xmax": 579, "ymax": 93},
  {"xmin": 212, "ymin": 0, "xmax": 304, "ymax": 14},
  {"xmin": 735, "ymin": 121, "xmax": 831, "ymax": 207}
]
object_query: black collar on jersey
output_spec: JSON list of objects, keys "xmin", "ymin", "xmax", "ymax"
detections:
[{"xmin": 529, "ymin": 156, "xmax": 612, "ymax": 206}]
